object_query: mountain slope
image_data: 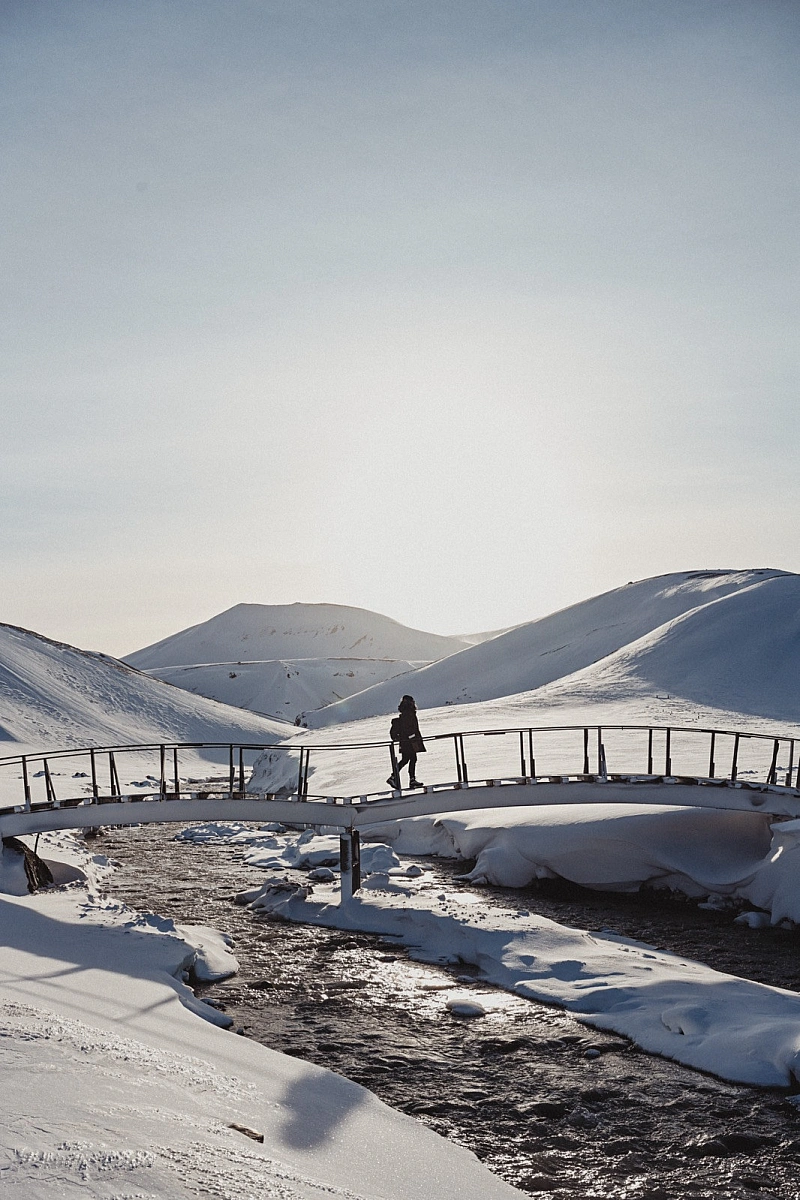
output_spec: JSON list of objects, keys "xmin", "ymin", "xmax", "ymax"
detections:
[
  {"xmin": 304, "ymin": 569, "xmax": 788, "ymax": 726},
  {"xmin": 145, "ymin": 657, "xmax": 425, "ymax": 721},
  {"xmin": 530, "ymin": 572, "xmax": 800, "ymax": 724},
  {"xmin": 126, "ymin": 602, "xmax": 464, "ymax": 670},
  {"xmin": 0, "ymin": 623, "xmax": 288, "ymax": 753}
]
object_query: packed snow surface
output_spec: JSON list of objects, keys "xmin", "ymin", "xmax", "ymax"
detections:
[
  {"xmin": 145, "ymin": 656, "xmax": 427, "ymax": 721},
  {"xmin": 306, "ymin": 569, "xmax": 790, "ymax": 725},
  {"xmin": 0, "ymin": 623, "xmax": 288, "ymax": 756},
  {"xmin": 0, "ymin": 837, "xmax": 522, "ymax": 1200},
  {"xmin": 127, "ymin": 601, "xmax": 465, "ymax": 670}
]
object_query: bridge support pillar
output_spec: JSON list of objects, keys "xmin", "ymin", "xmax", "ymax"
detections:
[{"xmin": 339, "ymin": 830, "xmax": 361, "ymax": 902}]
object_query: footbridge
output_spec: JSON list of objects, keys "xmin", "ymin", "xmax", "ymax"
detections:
[{"xmin": 2, "ymin": 723, "xmax": 800, "ymax": 897}]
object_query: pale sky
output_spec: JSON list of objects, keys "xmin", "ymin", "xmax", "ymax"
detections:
[{"xmin": 2, "ymin": 0, "xmax": 799, "ymax": 656}]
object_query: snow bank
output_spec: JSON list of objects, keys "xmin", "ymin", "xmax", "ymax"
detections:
[
  {"xmin": 176, "ymin": 821, "xmax": 400, "ymax": 876},
  {"xmin": 247, "ymin": 876, "xmax": 800, "ymax": 1088},
  {"xmin": 0, "ymin": 885, "xmax": 522, "ymax": 1199},
  {"xmin": 369, "ymin": 804, "xmax": 774, "ymax": 897}
]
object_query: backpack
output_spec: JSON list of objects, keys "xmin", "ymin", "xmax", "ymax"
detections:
[{"xmin": 390, "ymin": 716, "xmax": 402, "ymax": 741}]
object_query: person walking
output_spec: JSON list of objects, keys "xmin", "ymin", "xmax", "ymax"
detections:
[{"xmin": 387, "ymin": 694, "xmax": 425, "ymax": 790}]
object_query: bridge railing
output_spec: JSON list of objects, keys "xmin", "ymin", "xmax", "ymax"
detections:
[{"xmin": 1, "ymin": 723, "xmax": 799, "ymax": 813}]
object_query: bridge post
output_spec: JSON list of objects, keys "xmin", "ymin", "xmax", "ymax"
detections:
[
  {"xmin": 787, "ymin": 740, "xmax": 796, "ymax": 788},
  {"xmin": 21, "ymin": 756, "xmax": 31, "ymax": 811},
  {"xmin": 339, "ymin": 830, "xmax": 361, "ymax": 902},
  {"xmin": 90, "ymin": 749, "xmax": 99, "ymax": 799},
  {"xmin": 583, "ymin": 729, "xmax": 590, "ymax": 775}
]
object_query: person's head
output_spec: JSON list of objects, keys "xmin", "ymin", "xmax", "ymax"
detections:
[{"xmin": 399, "ymin": 694, "xmax": 416, "ymax": 712}]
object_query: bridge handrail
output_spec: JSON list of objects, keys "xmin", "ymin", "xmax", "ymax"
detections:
[{"xmin": 2, "ymin": 721, "xmax": 799, "ymax": 765}]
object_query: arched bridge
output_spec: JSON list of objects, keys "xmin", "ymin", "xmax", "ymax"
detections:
[{"xmin": 2, "ymin": 722, "xmax": 799, "ymax": 897}]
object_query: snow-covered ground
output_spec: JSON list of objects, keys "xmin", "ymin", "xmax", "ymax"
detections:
[
  {"xmin": 0, "ymin": 834, "xmax": 522, "ymax": 1199},
  {"xmin": 144, "ymin": 656, "xmax": 428, "ymax": 722}
]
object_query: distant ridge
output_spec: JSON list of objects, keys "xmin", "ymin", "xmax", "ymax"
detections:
[
  {"xmin": 126, "ymin": 602, "xmax": 465, "ymax": 671},
  {"xmin": 303, "ymin": 569, "xmax": 790, "ymax": 726}
]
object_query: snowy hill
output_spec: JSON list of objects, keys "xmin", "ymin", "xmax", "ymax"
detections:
[
  {"xmin": 531, "ymin": 572, "xmax": 800, "ymax": 725},
  {"xmin": 146, "ymin": 657, "xmax": 426, "ymax": 722},
  {"xmin": 304, "ymin": 569, "xmax": 789, "ymax": 726},
  {"xmin": 0, "ymin": 623, "xmax": 288, "ymax": 754},
  {"xmin": 126, "ymin": 602, "xmax": 465, "ymax": 670}
]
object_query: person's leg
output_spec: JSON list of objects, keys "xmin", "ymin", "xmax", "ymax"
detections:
[{"xmin": 407, "ymin": 751, "xmax": 417, "ymax": 783}]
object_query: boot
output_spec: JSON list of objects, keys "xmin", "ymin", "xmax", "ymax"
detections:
[
  {"xmin": 387, "ymin": 775, "xmax": 401, "ymax": 790},
  {"xmin": 409, "ymin": 778, "xmax": 423, "ymax": 788}
]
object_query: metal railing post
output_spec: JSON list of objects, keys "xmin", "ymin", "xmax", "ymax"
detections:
[
  {"xmin": 528, "ymin": 729, "xmax": 535, "ymax": 778},
  {"xmin": 596, "ymin": 728, "xmax": 603, "ymax": 774},
  {"xmin": 459, "ymin": 735, "xmax": 469, "ymax": 785},
  {"xmin": 647, "ymin": 729, "xmax": 653, "ymax": 775},
  {"xmin": 159, "ymin": 745, "xmax": 166, "ymax": 797},
  {"xmin": 519, "ymin": 731, "xmax": 526, "ymax": 777},
  {"xmin": 665, "ymin": 728, "xmax": 672, "ymax": 777},
  {"xmin": 238, "ymin": 747, "xmax": 245, "ymax": 795},
  {"xmin": 302, "ymin": 748, "xmax": 311, "ymax": 796},
  {"xmin": 454, "ymin": 735, "xmax": 463, "ymax": 784},
  {"xmin": 708, "ymin": 732, "xmax": 716, "ymax": 779},
  {"xmin": 21, "ymin": 755, "xmax": 31, "ymax": 811},
  {"xmin": 90, "ymin": 748, "xmax": 99, "ymax": 799},
  {"xmin": 787, "ymin": 740, "xmax": 795, "ymax": 788},
  {"xmin": 731, "ymin": 734, "xmax": 740, "ymax": 782},
  {"xmin": 109, "ymin": 751, "xmax": 120, "ymax": 797},
  {"xmin": 173, "ymin": 748, "xmax": 179, "ymax": 798},
  {"xmin": 43, "ymin": 759, "xmax": 56, "ymax": 805},
  {"xmin": 229, "ymin": 746, "xmax": 235, "ymax": 795},
  {"xmin": 583, "ymin": 728, "xmax": 590, "ymax": 775},
  {"xmin": 767, "ymin": 739, "xmax": 780, "ymax": 786},
  {"xmin": 296, "ymin": 747, "xmax": 305, "ymax": 798}
]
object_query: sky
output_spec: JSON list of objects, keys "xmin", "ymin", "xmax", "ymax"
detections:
[{"xmin": 2, "ymin": 0, "xmax": 799, "ymax": 656}]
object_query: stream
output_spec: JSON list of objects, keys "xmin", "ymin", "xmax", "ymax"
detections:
[{"xmin": 98, "ymin": 823, "xmax": 800, "ymax": 1199}]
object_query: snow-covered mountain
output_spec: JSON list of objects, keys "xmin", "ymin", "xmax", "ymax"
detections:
[
  {"xmin": 126, "ymin": 603, "xmax": 465, "ymax": 670},
  {"xmin": 0, "ymin": 623, "xmax": 288, "ymax": 754},
  {"xmin": 146, "ymin": 657, "xmax": 426, "ymax": 722},
  {"xmin": 303, "ymin": 569, "xmax": 790, "ymax": 726},
  {"xmin": 531, "ymin": 572, "xmax": 800, "ymax": 724}
]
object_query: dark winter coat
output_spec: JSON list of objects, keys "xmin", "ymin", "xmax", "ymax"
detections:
[{"xmin": 396, "ymin": 704, "xmax": 424, "ymax": 752}]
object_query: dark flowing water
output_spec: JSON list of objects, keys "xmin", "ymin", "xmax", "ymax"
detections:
[{"xmin": 99, "ymin": 824, "xmax": 800, "ymax": 1199}]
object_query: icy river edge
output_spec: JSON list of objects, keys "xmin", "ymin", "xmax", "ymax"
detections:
[{"xmin": 99, "ymin": 823, "xmax": 800, "ymax": 1200}]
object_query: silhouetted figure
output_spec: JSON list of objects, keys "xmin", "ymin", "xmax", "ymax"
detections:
[{"xmin": 388, "ymin": 694, "xmax": 426, "ymax": 790}]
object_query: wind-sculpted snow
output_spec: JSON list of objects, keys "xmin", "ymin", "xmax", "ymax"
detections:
[
  {"xmin": 305, "ymin": 569, "xmax": 788, "ymax": 724},
  {"xmin": 370, "ymin": 805, "xmax": 774, "ymax": 896}
]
